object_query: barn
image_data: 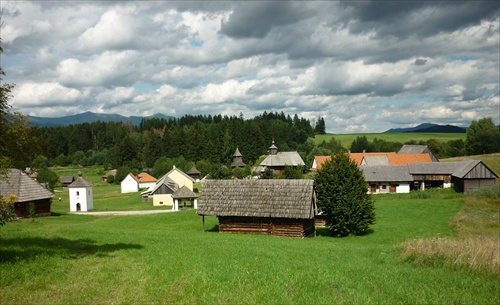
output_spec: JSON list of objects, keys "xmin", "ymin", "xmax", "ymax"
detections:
[
  {"xmin": 451, "ymin": 160, "xmax": 498, "ymax": 192},
  {"xmin": 198, "ymin": 179, "xmax": 317, "ymax": 238},
  {"xmin": 0, "ymin": 168, "xmax": 54, "ymax": 218}
]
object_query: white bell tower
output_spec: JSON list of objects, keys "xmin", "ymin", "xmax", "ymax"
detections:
[{"xmin": 68, "ymin": 171, "xmax": 94, "ymax": 212}]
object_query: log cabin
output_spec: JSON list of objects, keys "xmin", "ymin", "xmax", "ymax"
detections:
[{"xmin": 198, "ymin": 179, "xmax": 317, "ymax": 238}]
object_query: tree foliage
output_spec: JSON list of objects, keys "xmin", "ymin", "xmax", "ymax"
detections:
[
  {"xmin": 0, "ymin": 194, "xmax": 16, "ymax": 227},
  {"xmin": 465, "ymin": 117, "xmax": 500, "ymax": 155},
  {"xmin": 314, "ymin": 152, "xmax": 375, "ymax": 237}
]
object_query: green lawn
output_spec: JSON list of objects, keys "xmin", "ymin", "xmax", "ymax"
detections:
[
  {"xmin": 1, "ymin": 196, "xmax": 499, "ymax": 304},
  {"xmin": 315, "ymin": 132, "xmax": 466, "ymax": 148}
]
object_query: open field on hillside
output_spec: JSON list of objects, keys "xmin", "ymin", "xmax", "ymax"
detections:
[
  {"xmin": 315, "ymin": 132, "xmax": 466, "ymax": 148},
  {"xmin": 1, "ymin": 192, "xmax": 499, "ymax": 304}
]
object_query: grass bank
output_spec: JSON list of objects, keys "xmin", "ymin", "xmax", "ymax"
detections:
[
  {"xmin": 400, "ymin": 187, "xmax": 500, "ymax": 278},
  {"xmin": 1, "ymin": 194, "xmax": 499, "ymax": 304},
  {"xmin": 315, "ymin": 132, "xmax": 466, "ymax": 148}
]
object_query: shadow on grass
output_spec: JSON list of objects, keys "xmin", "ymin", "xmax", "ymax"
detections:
[
  {"xmin": 205, "ymin": 224, "xmax": 219, "ymax": 232},
  {"xmin": 315, "ymin": 227, "xmax": 374, "ymax": 237},
  {"xmin": 315, "ymin": 227, "xmax": 331, "ymax": 237},
  {"xmin": 0, "ymin": 237, "xmax": 143, "ymax": 264}
]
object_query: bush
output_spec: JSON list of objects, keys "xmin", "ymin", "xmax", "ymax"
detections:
[{"xmin": 107, "ymin": 175, "xmax": 115, "ymax": 184}]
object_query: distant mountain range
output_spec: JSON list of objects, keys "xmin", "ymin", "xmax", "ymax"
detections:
[
  {"xmin": 26, "ymin": 111, "xmax": 175, "ymax": 127},
  {"xmin": 23, "ymin": 112, "xmax": 479, "ymax": 133},
  {"xmin": 385, "ymin": 123, "xmax": 467, "ymax": 133}
]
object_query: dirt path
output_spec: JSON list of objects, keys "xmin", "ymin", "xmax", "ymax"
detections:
[{"xmin": 72, "ymin": 210, "xmax": 176, "ymax": 216}]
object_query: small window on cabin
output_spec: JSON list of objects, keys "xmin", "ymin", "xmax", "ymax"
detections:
[
  {"xmin": 382, "ymin": 185, "xmax": 387, "ymax": 190},
  {"xmin": 159, "ymin": 201, "xmax": 163, "ymax": 205},
  {"xmin": 76, "ymin": 191, "xmax": 79, "ymax": 196}
]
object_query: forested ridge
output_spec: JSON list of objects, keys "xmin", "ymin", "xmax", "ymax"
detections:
[{"xmin": 35, "ymin": 112, "xmax": 323, "ymax": 174}]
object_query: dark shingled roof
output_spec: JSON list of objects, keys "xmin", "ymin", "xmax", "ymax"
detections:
[
  {"xmin": 408, "ymin": 162, "xmax": 459, "ymax": 175},
  {"xmin": 0, "ymin": 169, "xmax": 54, "ymax": 202},
  {"xmin": 61, "ymin": 176, "xmax": 75, "ymax": 184},
  {"xmin": 260, "ymin": 152, "xmax": 305, "ymax": 167},
  {"xmin": 362, "ymin": 165, "xmax": 413, "ymax": 182},
  {"xmin": 198, "ymin": 179, "xmax": 316, "ymax": 219},
  {"xmin": 172, "ymin": 185, "xmax": 198, "ymax": 199},
  {"xmin": 451, "ymin": 159, "xmax": 498, "ymax": 178},
  {"xmin": 187, "ymin": 166, "xmax": 201, "ymax": 175},
  {"xmin": 398, "ymin": 145, "xmax": 429, "ymax": 154},
  {"xmin": 68, "ymin": 176, "xmax": 93, "ymax": 188}
]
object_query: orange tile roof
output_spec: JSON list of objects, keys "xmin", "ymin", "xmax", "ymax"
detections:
[
  {"xmin": 137, "ymin": 172, "xmax": 157, "ymax": 183},
  {"xmin": 312, "ymin": 152, "xmax": 433, "ymax": 170},
  {"xmin": 387, "ymin": 154, "xmax": 432, "ymax": 165},
  {"xmin": 312, "ymin": 156, "xmax": 331, "ymax": 171}
]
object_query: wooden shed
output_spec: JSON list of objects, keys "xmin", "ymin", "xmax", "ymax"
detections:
[
  {"xmin": 198, "ymin": 179, "xmax": 317, "ymax": 238},
  {"xmin": 451, "ymin": 160, "xmax": 498, "ymax": 192},
  {"xmin": 0, "ymin": 168, "xmax": 54, "ymax": 218},
  {"xmin": 60, "ymin": 175, "xmax": 75, "ymax": 189}
]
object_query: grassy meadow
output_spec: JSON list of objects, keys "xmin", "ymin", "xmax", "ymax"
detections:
[
  {"xmin": 1, "ymin": 189, "xmax": 499, "ymax": 304},
  {"xmin": 315, "ymin": 132, "xmax": 466, "ymax": 148}
]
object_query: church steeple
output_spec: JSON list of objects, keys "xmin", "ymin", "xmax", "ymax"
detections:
[
  {"xmin": 268, "ymin": 140, "xmax": 278, "ymax": 155},
  {"xmin": 231, "ymin": 146, "xmax": 246, "ymax": 167}
]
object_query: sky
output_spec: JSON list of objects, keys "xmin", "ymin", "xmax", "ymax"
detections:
[{"xmin": 1, "ymin": 1, "xmax": 499, "ymax": 133}]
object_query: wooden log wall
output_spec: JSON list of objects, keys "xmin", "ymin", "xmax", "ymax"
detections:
[
  {"xmin": 218, "ymin": 216, "xmax": 316, "ymax": 238},
  {"xmin": 14, "ymin": 199, "xmax": 52, "ymax": 218}
]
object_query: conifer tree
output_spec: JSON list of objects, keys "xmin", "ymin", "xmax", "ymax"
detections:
[{"xmin": 314, "ymin": 152, "xmax": 375, "ymax": 237}]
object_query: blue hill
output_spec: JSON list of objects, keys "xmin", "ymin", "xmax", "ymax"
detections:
[
  {"xmin": 26, "ymin": 111, "xmax": 175, "ymax": 127},
  {"xmin": 385, "ymin": 123, "xmax": 466, "ymax": 133}
]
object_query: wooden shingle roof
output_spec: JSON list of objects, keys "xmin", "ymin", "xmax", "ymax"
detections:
[
  {"xmin": 69, "ymin": 176, "xmax": 93, "ymax": 188},
  {"xmin": 198, "ymin": 179, "xmax": 316, "ymax": 219},
  {"xmin": 362, "ymin": 165, "xmax": 413, "ymax": 182},
  {"xmin": 60, "ymin": 176, "xmax": 75, "ymax": 184},
  {"xmin": 143, "ymin": 174, "xmax": 178, "ymax": 195},
  {"xmin": 451, "ymin": 160, "xmax": 498, "ymax": 179},
  {"xmin": 260, "ymin": 152, "xmax": 305, "ymax": 167},
  {"xmin": 172, "ymin": 185, "xmax": 198, "ymax": 199},
  {"xmin": 0, "ymin": 169, "xmax": 55, "ymax": 202}
]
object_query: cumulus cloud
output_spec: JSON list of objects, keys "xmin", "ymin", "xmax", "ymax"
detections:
[{"xmin": 2, "ymin": 0, "xmax": 499, "ymax": 133}]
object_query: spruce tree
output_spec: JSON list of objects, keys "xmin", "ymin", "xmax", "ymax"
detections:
[{"xmin": 314, "ymin": 152, "xmax": 375, "ymax": 237}]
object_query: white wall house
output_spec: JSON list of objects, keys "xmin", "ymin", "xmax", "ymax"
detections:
[
  {"xmin": 121, "ymin": 173, "xmax": 139, "ymax": 193},
  {"xmin": 68, "ymin": 173, "xmax": 93, "ymax": 212}
]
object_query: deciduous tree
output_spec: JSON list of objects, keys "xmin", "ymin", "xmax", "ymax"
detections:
[{"xmin": 465, "ymin": 117, "xmax": 500, "ymax": 155}]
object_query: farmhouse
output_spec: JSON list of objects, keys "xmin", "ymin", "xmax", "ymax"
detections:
[
  {"xmin": 121, "ymin": 172, "xmax": 158, "ymax": 193},
  {"xmin": 258, "ymin": 141, "xmax": 305, "ymax": 175},
  {"xmin": 360, "ymin": 159, "xmax": 497, "ymax": 193},
  {"xmin": 142, "ymin": 174, "xmax": 178, "ymax": 206},
  {"xmin": 198, "ymin": 179, "xmax": 317, "ymax": 238},
  {"xmin": 0, "ymin": 168, "xmax": 55, "ymax": 218},
  {"xmin": 141, "ymin": 166, "xmax": 195, "ymax": 207},
  {"xmin": 362, "ymin": 165, "xmax": 413, "ymax": 194}
]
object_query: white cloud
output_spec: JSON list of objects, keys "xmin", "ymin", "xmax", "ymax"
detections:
[{"xmin": 1, "ymin": 1, "xmax": 498, "ymax": 132}]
